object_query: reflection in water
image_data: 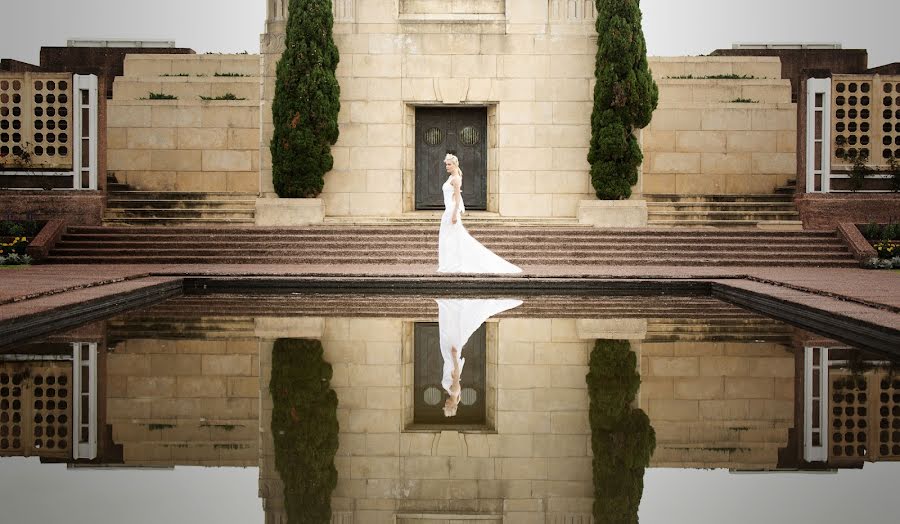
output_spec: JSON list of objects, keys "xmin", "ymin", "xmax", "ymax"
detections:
[
  {"xmin": 436, "ymin": 299, "xmax": 522, "ymax": 417},
  {"xmin": 587, "ymin": 340, "xmax": 655, "ymax": 523},
  {"xmin": 1, "ymin": 292, "xmax": 899, "ymax": 523},
  {"xmin": 269, "ymin": 339, "xmax": 338, "ymax": 524}
]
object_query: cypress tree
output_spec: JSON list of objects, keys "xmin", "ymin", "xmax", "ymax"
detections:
[
  {"xmin": 588, "ymin": 0, "xmax": 658, "ymax": 200},
  {"xmin": 270, "ymin": 0, "xmax": 341, "ymax": 198},
  {"xmin": 586, "ymin": 339, "xmax": 656, "ymax": 523},
  {"xmin": 269, "ymin": 338, "xmax": 339, "ymax": 524}
]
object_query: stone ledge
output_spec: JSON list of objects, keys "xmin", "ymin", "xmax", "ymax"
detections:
[
  {"xmin": 577, "ymin": 200, "xmax": 648, "ymax": 228},
  {"xmin": 836, "ymin": 222, "xmax": 877, "ymax": 263},
  {"xmin": 255, "ymin": 197, "xmax": 324, "ymax": 226}
]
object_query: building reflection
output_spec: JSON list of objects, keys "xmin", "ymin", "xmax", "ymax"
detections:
[{"xmin": 1, "ymin": 292, "xmax": 898, "ymax": 523}]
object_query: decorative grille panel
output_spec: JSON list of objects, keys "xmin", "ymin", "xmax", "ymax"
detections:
[
  {"xmin": 831, "ymin": 74, "xmax": 900, "ymax": 169},
  {"xmin": 0, "ymin": 362, "xmax": 73, "ymax": 458},
  {"xmin": 0, "ymin": 73, "xmax": 73, "ymax": 170},
  {"xmin": 829, "ymin": 370, "xmax": 900, "ymax": 463}
]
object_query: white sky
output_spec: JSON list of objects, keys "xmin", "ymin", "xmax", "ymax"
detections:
[{"xmin": 1, "ymin": 0, "xmax": 898, "ymax": 68}]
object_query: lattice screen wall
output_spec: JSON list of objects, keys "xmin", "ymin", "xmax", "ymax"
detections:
[
  {"xmin": 0, "ymin": 73, "xmax": 74, "ymax": 170},
  {"xmin": 829, "ymin": 370, "xmax": 900, "ymax": 463},
  {"xmin": 831, "ymin": 75, "xmax": 900, "ymax": 169},
  {"xmin": 0, "ymin": 362, "xmax": 73, "ymax": 459}
]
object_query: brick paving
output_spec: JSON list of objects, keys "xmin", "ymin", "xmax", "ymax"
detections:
[{"xmin": 1, "ymin": 263, "xmax": 898, "ymax": 332}]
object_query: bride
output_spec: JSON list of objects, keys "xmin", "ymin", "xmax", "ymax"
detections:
[{"xmin": 437, "ymin": 153, "xmax": 522, "ymax": 274}]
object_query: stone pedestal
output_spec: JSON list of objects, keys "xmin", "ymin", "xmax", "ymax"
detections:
[
  {"xmin": 577, "ymin": 200, "xmax": 648, "ymax": 228},
  {"xmin": 255, "ymin": 197, "xmax": 324, "ymax": 226}
]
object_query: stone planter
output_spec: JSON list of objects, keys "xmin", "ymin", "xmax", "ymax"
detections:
[
  {"xmin": 577, "ymin": 200, "xmax": 648, "ymax": 228},
  {"xmin": 255, "ymin": 197, "xmax": 324, "ymax": 226}
]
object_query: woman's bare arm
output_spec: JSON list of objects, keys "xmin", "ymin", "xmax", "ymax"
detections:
[{"xmin": 451, "ymin": 176, "xmax": 461, "ymax": 224}]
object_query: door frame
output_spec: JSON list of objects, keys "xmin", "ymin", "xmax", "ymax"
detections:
[{"xmin": 403, "ymin": 103, "xmax": 498, "ymax": 213}]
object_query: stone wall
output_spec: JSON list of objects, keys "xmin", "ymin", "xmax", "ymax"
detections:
[
  {"xmin": 106, "ymin": 55, "xmax": 260, "ymax": 192},
  {"xmin": 643, "ymin": 57, "xmax": 797, "ymax": 195},
  {"xmin": 640, "ymin": 341, "xmax": 795, "ymax": 469},
  {"xmin": 260, "ymin": 1, "xmax": 597, "ymax": 218},
  {"xmin": 105, "ymin": 338, "xmax": 260, "ymax": 466}
]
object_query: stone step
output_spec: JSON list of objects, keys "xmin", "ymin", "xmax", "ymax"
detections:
[
  {"xmin": 647, "ymin": 202, "xmax": 798, "ymax": 212},
  {"xmin": 101, "ymin": 217, "xmax": 257, "ymax": 225},
  {"xmin": 106, "ymin": 199, "xmax": 257, "ymax": 210},
  {"xmin": 648, "ymin": 211, "xmax": 800, "ymax": 220},
  {"xmin": 647, "ymin": 219, "xmax": 805, "ymax": 228},
  {"xmin": 644, "ymin": 194, "xmax": 794, "ymax": 203},
  {"xmin": 107, "ymin": 191, "xmax": 259, "ymax": 201},
  {"xmin": 104, "ymin": 208, "xmax": 256, "ymax": 219}
]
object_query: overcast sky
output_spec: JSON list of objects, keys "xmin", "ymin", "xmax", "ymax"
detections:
[{"xmin": 1, "ymin": 0, "xmax": 897, "ymax": 68}]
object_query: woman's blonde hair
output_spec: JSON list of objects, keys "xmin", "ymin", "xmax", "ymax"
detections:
[{"xmin": 444, "ymin": 153, "xmax": 463, "ymax": 177}]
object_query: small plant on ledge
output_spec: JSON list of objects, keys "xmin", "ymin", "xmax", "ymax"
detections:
[
  {"xmin": 214, "ymin": 72, "xmax": 249, "ymax": 77},
  {"xmin": 159, "ymin": 73, "xmax": 190, "ymax": 77},
  {"xmin": 847, "ymin": 149, "xmax": 871, "ymax": 192},
  {"xmin": 141, "ymin": 92, "xmax": 178, "ymax": 100},
  {"xmin": 728, "ymin": 98, "xmax": 758, "ymax": 103},
  {"xmin": 667, "ymin": 74, "xmax": 758, "ymax": 80},
  {"xmin": 199, "ymin": 93, "xmax": 246, "ymax": 101}
]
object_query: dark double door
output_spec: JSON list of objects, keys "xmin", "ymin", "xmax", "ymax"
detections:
[{"xmin": 415, "ymin": 107, "xmax": 487, "ymax": 210}]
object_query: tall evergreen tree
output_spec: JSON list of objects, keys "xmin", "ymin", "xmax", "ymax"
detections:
[
  {"xmin": 586, "ymin": 339, "xmax": 656, "ymax": 523},
  {"xmin": 269, "ymin": 338, "xmax": 339, "ymax": 524},
  {"xmin": 588, "ymin": 0, "xmax": 658, "ymax": 200},
  {"xmin": 270, "ymin": 0, "xmax": 341, "ymax": 198}
]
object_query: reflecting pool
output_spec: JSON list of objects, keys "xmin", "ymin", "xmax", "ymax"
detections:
[{"xmin": 1, "ymin": 292, "xmax": 898, "ymax": 523}]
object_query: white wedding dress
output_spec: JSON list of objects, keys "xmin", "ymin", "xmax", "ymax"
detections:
[
  {"xmin": 437, "ymin": 298, "xmax": 523, "ymax": 396},
  {"xmin": 437, "ymin": 176, "xmax": 523, "ymax": 273}
]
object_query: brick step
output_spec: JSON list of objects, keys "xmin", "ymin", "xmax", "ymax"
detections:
[
  {"xmin": 43, "ymin": 255, "xmax": 858, "ymax": 266},
  {"xmin": 64, "ymin": 225, "xmax": 839, "ymax": 238},
  {"xmin": 57, "ymin": 239, "xmax": 844, "ymax": 254},
  {"xmin": 644, "ymin": 194, "xmax": 794, "ymax": 203},
  {"xmin": 107, "ymin": 199, "xmax": 257, "ymax": 210},
  {"xmin": 107, "ymin": 191, "xmax": 259, "ymax": 201},
  {"xmin": 48, "ymin": 247, "xmax": 851, "ymax": 260}
]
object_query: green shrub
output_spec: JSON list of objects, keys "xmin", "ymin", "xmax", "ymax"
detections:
[
  {"xmin": 587, "ymin": 0, "xmax": 658, "ymax": 200},
  {"xmin": 143, "ymin": 92, "xmax": 177, "ymax": 100},
  {"xmin": 586, "ymin": 339, "xmax": 656, "ymax": 523},
  {"xmin": 270, "ymin": 0, "xmax": 341, "ymax": 198},
  {"xmin": 269, "ymin": 338, "xmax": 339, "ymax": 524},
  {"xmin": 214, "ymin": 72, "xmax": 249, "ymax": 77},
  {"xmin": 889, "ymin": 156, "xmax": 900, "ymax": 192},
  {"xmin": 199, "ymin": 93, "xmax": 246, "ymax": 101},
  {"xmin": 847, "ymin": 150, "xmax": 871, "ymax": 192},
  {"xmin": 728, "ymin": 98, "xmax": 758, "ymax": 103}
]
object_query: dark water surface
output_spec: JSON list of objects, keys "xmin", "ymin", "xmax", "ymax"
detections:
[{"xmin": 1, "ymin": 292, "xmax": 898, "ymax": 524}]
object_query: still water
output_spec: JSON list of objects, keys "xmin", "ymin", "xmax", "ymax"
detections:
[{"xmin": 1, "ymin": 292, "xmax": 898, "ymax": 524}]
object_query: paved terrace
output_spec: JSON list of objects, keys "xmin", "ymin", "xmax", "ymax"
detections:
[{"xmin": 1, "ymin": 265, "xmax": 898, "ymax": 341}]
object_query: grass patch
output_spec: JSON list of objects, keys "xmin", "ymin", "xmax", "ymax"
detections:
[
  {"xmin": 199, "ymin": 93, "xmax": 246, "ymax": 101},
  {"xmin": 141, "ymin": 92, "xmax": 178, "ymax": 100},
  {"xmin": 668, "ymin": 74, "xmax": 759, "ymax": 80},
  {"xmin": 160, "ymin": 73, "xmax": 189, "ymax": 77},
  {"xmin": 214, "ymin": 72, "xmax": 249, "ymax": 77},
  {"xmin": 728, "ymin": 98, "xmax": 759, "ymax": 103}
]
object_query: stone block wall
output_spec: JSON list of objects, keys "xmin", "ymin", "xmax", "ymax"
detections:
[
  {"xmin": 643, "ymin": 57, "xmax": 798, "ymax": 195},
  {"xmin": 260, "ymin": 1, "xmax": 597, "ymax": 218},
  {"xmin": 105, "ymin": 338, "xmax": 260, "ymax": 466},
  {"xmin": 106, "ymin": 54, "xmax": 260, "ymax": 192},
  {"xmin": 640, "ymin": 341, "xmax": 795, "ymax": 469}
]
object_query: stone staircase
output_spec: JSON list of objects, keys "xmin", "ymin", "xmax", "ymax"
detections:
[
  {"xmin": 103, "ymin": 187, "xmax": 257, "ymax": 225},
  {"xmin": 44, "ymin": 225, "xmax": 857, "ymax": 267},
  {"xmin": 646, "ymin": 191, "xmax": 801, "ymax": 229}
]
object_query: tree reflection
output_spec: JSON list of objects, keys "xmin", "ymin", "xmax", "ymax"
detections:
[
  {"xmin": 586, "ymin": 339, "xmax": 656, "ymax": 523},
  {"xmin": 269, "ymin": 339, "xmax": 339, "ymax": 524}
]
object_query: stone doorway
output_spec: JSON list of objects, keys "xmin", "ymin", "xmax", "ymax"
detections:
[{"xmin": 414, "ymin": 107, "xmax": 488, "ymax": 210}]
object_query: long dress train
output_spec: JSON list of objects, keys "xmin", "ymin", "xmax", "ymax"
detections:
[
  {"xmin": 436, "ymin": 298, "xmax": 523, "ymax": 397},
  {"xmin": 437, "ymin": 177, "xmax": 522, "ymax": 273}
]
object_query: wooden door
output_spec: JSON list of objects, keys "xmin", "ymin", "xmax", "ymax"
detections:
[
  {"xmin": 413, "ymin": 322, "xmax": 486, "ymax": 425},
  {"xmin": 415, "ymin": 107, "xmax": 487, "ymax": 210}
]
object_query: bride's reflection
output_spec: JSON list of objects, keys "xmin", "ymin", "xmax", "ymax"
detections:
[{"xmin": 436, "ymin": 298, "xmax": 522, "ymax": 418}]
